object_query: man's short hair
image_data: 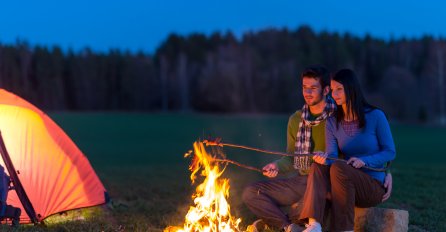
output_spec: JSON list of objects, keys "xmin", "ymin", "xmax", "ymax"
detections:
[{"xmin": 301, "ymin": 65, "xmax": 330, "ymax": 88}]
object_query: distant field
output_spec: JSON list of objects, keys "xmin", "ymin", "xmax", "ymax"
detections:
[{"xmin": 10, "ymin": 113, "xmax": 444, "ymax": 231}]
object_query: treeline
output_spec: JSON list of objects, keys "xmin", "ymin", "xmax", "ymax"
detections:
[{"xmin": 0, "ymin": 25, "xmax": 445, "ymax": 123}]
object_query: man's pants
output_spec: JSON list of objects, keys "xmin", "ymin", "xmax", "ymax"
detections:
[
  {"xmin": 242, "ymin": 174, "xmax": 307, "ymax": 229},
  {"xmin": 300, "ymin": 162, "xmax": 385, "ymax": 231}
]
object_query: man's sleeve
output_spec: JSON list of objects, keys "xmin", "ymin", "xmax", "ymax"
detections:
[{"xmin": 274, "ymin": 112, "xmax": 300, "ymax": 173}]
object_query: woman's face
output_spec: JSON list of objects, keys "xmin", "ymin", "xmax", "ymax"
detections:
[{"xmin": 330, "ymin": 80, "xmax": 346, "ymax": 105}]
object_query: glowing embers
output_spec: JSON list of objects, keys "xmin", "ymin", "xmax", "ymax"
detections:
[{"xmin": 165, "ymin": 142, "xmax": 241, "ymax": 232}]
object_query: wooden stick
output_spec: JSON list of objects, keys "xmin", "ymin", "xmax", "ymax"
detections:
[
  {"xmin": 204, "ymin": 140, "xmax": 389, "ymax": 172},
  {"xmin": 214, "ymin": 158, "xmax": 263, "ymax": 173}
]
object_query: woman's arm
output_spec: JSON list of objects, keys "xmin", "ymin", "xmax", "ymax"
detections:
[
  {"xmin": 360, "ymin": 110, "xmax": 396, "ymax": 167},
  {"xmin": 324, "ymin": 118, "xmax": 339, "ymax": 165}
]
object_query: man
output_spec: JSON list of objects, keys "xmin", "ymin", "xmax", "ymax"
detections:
[
  {"xmin": 0, "ymin": 165, "xmax": 21, "ymax": 227},
  {"xmin": 242, "ymin": 65, "xmax": 392, "ymax": 232}
]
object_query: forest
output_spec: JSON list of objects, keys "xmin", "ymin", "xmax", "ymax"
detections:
[{"xmin": 1, "ymin": 25, "xmax": 445, "ymax": 123}]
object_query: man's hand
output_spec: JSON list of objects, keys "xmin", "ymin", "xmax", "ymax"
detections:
[
  {"xmin": 346, "ymin": 157, "xmax": 365, "ymax": 168},
  {"xmin": 262, "ymin": 163, "xmax": 279, "ymax": 178},
  {"xmin": 382, "ymin": 173, "xmax": 393, "ymax": 202},
  {"xmin": 312, "ymin": 151, "xmax": 328, "ymax": 165}
]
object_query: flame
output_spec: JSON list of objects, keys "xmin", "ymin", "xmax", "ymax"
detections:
[{"xmin": 165, "ymin": 142, "xmax": 242, "ymax": 232}]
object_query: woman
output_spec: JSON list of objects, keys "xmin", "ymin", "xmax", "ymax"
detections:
[{"xmin": 300, "ymin": 69, "xmax": 396, "ymax": 232}]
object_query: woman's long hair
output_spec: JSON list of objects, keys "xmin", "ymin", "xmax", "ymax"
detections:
[{"xmin": 332, "ymin": 69, "xmax": 375, "ymax": 129}]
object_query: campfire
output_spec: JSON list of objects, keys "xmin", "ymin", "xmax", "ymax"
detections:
[{"xmin": 165, "ymin": 141, "xmax": 242, "ymax": 232}]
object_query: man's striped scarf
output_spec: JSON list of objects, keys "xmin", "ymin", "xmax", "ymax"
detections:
[{"xmin": 294, "ymin": 97, "xmax": 337, "ymax": 172}]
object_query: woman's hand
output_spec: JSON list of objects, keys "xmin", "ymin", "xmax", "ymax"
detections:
[
  {"xmin": 312, "ymin": 151, "xmax": 328, "ymax": 165},
  {"xmin": 346, "ymin": 157, "xmax": 365, "ymax": 168},
  {"xmin": 382, "ymin": 173, "xmax": 393, "ymax": 202}
]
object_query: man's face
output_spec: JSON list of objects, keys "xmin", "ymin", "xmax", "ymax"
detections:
[{"xmin": 302, "ymin": 77, "xmax": 325, "ymax": 106}]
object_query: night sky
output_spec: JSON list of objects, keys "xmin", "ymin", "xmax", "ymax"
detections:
[{"xmin": 1, "ymin": 0, "xmax": 445, "ymax": 53}]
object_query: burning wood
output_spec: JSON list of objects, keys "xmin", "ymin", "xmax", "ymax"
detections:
[{"xmin": 164, "ymin": 141, "xmax": 242, "ymax": 232}]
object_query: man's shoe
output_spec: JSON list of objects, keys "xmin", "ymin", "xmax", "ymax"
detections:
[
  {"xmin": 246, "ymin": 219, "xmax": 269, "ymax": 232},
  {"xmin": 284, "ymin": 223, "xmax": 305, "ymax": 232},
  {"xmin": 303, "ymin": 222, "xmax": 322, "ymax": 232},
  {"xmin": 11, "ymin": 208, "xmax": 21, "ymax": 227}
]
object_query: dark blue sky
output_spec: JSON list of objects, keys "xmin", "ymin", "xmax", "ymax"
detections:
[{"xmin": 1, "ymin": 0, "xmax": 445, "ymax": 53}]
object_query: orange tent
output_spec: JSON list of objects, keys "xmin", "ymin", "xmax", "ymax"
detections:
[{"xmin": 0, "ymin": 89, "xmax": 108, "ymax": 223}]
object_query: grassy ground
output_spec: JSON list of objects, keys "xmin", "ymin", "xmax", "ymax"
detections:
[{"xmin": 3, "ymin": 113, "xmax": 444, "ymax": 231}]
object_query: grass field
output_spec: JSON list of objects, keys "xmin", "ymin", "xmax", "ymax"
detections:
[{"xmin": 3, "ymin": 113, "xmax": 445, "ymax": 231}]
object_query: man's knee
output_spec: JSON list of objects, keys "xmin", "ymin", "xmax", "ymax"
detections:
[{"xmin": 242, "ymin": 184, "xmax": 260, "ymax": 204}]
